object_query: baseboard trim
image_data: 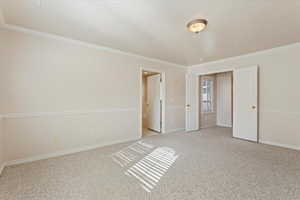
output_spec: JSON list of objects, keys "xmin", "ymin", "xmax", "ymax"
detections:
[
  {"xmin": 217, "ymin": 124, "xmax": 232, "ymax": 128},
  {"xmin": 260, "ymin": 140, "xmax": 300, "ymax": 151},
  {"xmin": 200, "ymin": 125, "xmax": 216, "ymax": 129},
  {"xmin": 165, "ymin": 128, "xmax": 185, "ymax": 134},
  {"xmin": 5, "ymin": 137, "xmax": 140, "ymax": 166}
]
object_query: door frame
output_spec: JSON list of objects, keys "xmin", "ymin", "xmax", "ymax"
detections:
[
  {"xmin": 139, "ymin": 67, "xmax": 166, "ymax": 138},
  {"xmin": 188, "ymin": 66, "xmax": 259, "ymax": 142},
  {"xmin": 187, "ymin": 68, "xmax": 234, "ymax": 132}
]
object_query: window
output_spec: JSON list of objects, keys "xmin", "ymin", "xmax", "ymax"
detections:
[{"xmin": 201, "ymin": 79, "xmax": 213, "ymax": 113}]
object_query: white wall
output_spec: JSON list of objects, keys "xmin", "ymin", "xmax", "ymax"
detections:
[
  {"xmin": 216, "ymin": 72, "xmax": 232, "ymax": 127},
  {"xmin": 189, "ymin": 43, "xmax": 300, "ymax": 149},
  {"xmin": 0, "ymin": 117, "xmax": 4, "ymax": 173},
  {"xmin": 0, "ymin": 28, "xmax": 186, "ymax": 164},
  {"xmin": 0, "ymin": 7, "xmax": 4, "ymax": 25}
]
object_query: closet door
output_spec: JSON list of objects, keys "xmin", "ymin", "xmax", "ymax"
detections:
[{"xmin": 233, "ymin": 66, "xmax": 258, "ymax": 142}]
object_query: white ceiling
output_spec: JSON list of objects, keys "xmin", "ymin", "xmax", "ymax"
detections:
[{"xmin": 1, "ymin": 0, "xmax": 300, "ymax": 66}]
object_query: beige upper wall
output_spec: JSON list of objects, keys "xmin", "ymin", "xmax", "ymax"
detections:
[
  {"xmin": 0, "ymin": 28, "xmax": 185, "ymax": 113},
  {"xmin": 0, "ymin": 28, "xmax": 186, "ymax": 162},
  {"xmin": 189, "ymin": 43, "xmax": 300, "ymax": 148},
  {"xmin": 0, "ymin": 8, "xmax": 3, "ymax": 162},
  {"xmin": 0, "ymin": 5, "xmax": 3, "ymax": 165},
  {"xmin": 0, "ymin": 118, "xmax": 4, "ymax": 169},
  {"xmin": 0, "ymin": 7, "xmax": 4, "ymax": 25}
]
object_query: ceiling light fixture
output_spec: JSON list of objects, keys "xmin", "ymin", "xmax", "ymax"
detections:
[{"xmin": 187, "ymin": 19, "xmax": 208, "ymax": 33}]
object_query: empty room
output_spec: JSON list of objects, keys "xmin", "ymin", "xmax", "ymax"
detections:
[{"xmin": 0, "ymin": 1, "xmax": 299, "ymax": 200}]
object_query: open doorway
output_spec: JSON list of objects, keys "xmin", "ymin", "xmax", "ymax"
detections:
[
  {"xmin": 141, "ymin": 70, "xmax": 164, "ymax": 137},
  {"xmin": 199, "ymin": 72, "xmax": 233, "ymax": 131},
  {"xmin": 186, "ymin": 66, "xmax": 258, "ymax": 142}
]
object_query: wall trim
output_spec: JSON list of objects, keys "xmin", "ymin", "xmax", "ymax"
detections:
[
  {"xmin": 5, "ymin": 136, "xmax": 140, "ymax": 166},
  {"xmin": 217, "ymin": 124, "xmax": 232, "ymax": 128},
  {"xmin": 3, "ymin": 137, "xmax": 299, "ymax": 167},
  {"xmin": 260, "ymin": 140, "xmax": 300, "ymax": 151},
  {"xmin": 0, "ymin": 24, "xmax": 186, "ymax": 69},
  {"xmin": 189, "ymin": 42, "xmax": 300, "ymax": 69},
  {"xmin": 193, "ymin": 68, "xmax": 235, "ymax": 76},
  {"xmin": 262, "ymin": 110, "xmax": 300, "ymax": 117},
  {"xmin": 165, "ymin": 128, "xmax": 185, "ymax": 134},
  {"xmin": 1, "ymin": 108, "xmax": 137, "ymax": 119}
]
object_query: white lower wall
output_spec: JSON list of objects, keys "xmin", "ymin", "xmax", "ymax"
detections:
[
  {"xmin": 4, "ymin": 109, "xmax": 138, "ymax": 163},
  {"xmin": 190, "ymin": 43, "xmax": 300, "ymax": 149},
  {"xmin": 166, "ymin": 105, "xmax": 186, "ymax": 132},
  {"xmin": 0, "ymin": 117, "xmax": 4, "ymax": 174},
  {"xmin": 0, "ymin": 27, "xmax": 186, "ymax": 164}
]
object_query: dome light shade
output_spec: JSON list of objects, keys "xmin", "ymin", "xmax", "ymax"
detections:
[{"xmin": 187, "ymin": 19, "xmax": 208, "ymax": 33}]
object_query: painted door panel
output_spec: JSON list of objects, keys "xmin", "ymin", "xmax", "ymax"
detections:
[
  {"xmin": 147, "ymin": 74, "xmax": 161, "ymax": 132},
  {"xmin": 233, "ymin": 66, "xmax": 258, "ymax": 142},
  {"xmin": 186, "ymin": 74, "xmax": 199, "ymax": 131}
]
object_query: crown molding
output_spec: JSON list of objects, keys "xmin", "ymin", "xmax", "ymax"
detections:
[
  {"xmin": 0, "ymin": 23, "xmax": 187, "ymax": 69},
  {"xmin": 189, "ymin": 42, "xmax": 300, "ymax": 69}
]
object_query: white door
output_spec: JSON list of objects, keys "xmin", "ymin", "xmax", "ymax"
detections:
[
  {"xmin": 186, "ymin": 73, "xmax": 199, "ymax": 131},
  {"xmin": 216, "ymin": 72, "xmax": 232, "ymax": 127},
  {"xmin": 147, "ymin": 74, "xmax": 161, "ymax": 132},
  {"xmin": 233, "ymin": 66, "xmax": 258, "ymax": 142}
]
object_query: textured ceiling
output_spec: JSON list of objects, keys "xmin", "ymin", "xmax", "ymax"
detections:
[{"xmin": 1, "ymin": 0, "xmax": 300, "ymax": 66}]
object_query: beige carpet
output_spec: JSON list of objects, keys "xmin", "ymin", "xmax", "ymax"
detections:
[{"xmin": 0, "ymin": 127, "xmax": 300, "ymax": 200}]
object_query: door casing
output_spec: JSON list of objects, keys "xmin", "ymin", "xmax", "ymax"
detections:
[
  {"xmin": 186, "ymin": 66, "xmax": 259, "ymax": 142},
  {"xmin": 139, "ymin": 67, "xmax": 166, "ymax": 138},
  {"xmin": 147, "ymin": 74, "xmax": 162, "ymax": 132}
]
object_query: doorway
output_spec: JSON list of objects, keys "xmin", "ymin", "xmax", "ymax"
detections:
[
  {"xmin": 186, "ymin": 66, "xmax": 258, "ymax": 142},
  {"xmin": 199, "ymin": 72, "xmax": 233, "ymax": 130},
  {"xmin": 140, "ymin": 69, "xmax": 166, "ymax": 137}
]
